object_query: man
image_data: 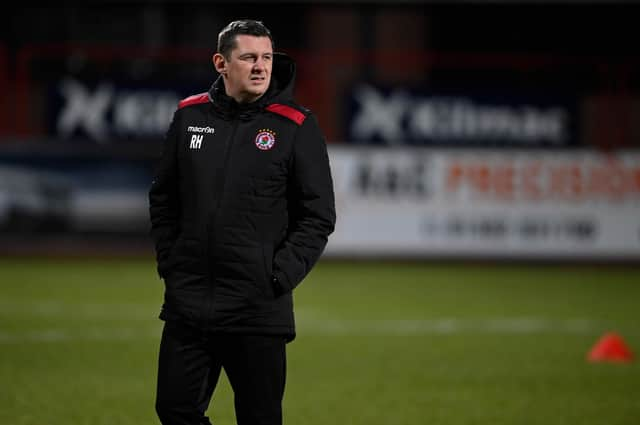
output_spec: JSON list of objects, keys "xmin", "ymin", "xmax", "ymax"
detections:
[{"xmin": 149, "ymin": 19, "xmax": 336, "ymax": 425}]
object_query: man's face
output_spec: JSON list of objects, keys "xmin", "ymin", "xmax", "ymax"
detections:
[{"xmin": 220, "ymin": 34, "xmax": 273, "ymax": 103}]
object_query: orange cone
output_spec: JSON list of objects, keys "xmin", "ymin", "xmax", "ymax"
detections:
[{"xmin": 587, "ymin": 332, "xmax": 634, "ymax": 363}]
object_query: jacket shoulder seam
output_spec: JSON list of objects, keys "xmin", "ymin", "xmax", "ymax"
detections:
[
  {"xmin": 265, "ymin": 103, "xmax": 308, "ymax": 126},
  {"xmin": 178, "ymin": 93, "xmax": 210, "ymax": 109}
]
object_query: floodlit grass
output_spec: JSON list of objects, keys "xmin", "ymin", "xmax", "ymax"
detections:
[{"xmin": 1, "ymin": 258, "xmax": 639, "ymax": 425}]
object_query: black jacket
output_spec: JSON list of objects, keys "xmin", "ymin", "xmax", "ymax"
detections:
[{"xmin": 149, "ymin": 53, "xmax": 336, "ymax": 341}]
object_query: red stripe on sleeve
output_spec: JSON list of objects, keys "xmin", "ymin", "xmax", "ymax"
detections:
[
  {"xmin": 266, "ymin": 103, "xmax": 306, "ymax": 125},
  {"xmin": 178, "ymin": 93, "xmax": 210, "ymax": 109}
]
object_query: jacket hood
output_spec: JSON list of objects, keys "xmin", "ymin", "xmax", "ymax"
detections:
[
  {"xmin": 208, "ymin": 52, "xmax": 296, "ymax": 120},
  {"xmin": 269, "ymin": 52, "xmax": 296, "ymax": 102}
]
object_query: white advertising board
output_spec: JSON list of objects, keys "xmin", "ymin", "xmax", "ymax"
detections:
[{"xmin": 325, "ymin": 147, "xmax": 640, "ymax": 259}]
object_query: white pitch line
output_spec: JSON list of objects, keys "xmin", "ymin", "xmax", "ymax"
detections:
[
  {"xmin": 0, "ymin": 318, "xmax": 606, "ymax": 344},
  {"xmin": 0, "ymin": 300, "xmax": 156, "ymax": 320},
  {"xmin": 0, "ymin": 327, "xmax": 162, "ymax": 344},
  {"xmin": 0, "ymin": 301, "xmax": 604, "ymax": 334}
]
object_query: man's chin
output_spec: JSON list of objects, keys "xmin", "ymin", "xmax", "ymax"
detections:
[
  {"xmin": 251, "ymin": 86, "xmax": 267, "ymax": 95},
  {"xmin": 244, "ymin": 88, "xmax": 267, "ymax": 102}
]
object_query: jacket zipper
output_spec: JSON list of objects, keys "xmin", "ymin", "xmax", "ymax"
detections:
[{"xmin": 204, "ymin": 118, "xmax": 239, "ymax": 330}]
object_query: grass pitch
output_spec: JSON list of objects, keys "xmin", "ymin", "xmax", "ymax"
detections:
[{"xmin": 1, "ymin": 258, "xmax": 639, "ymax": 425}]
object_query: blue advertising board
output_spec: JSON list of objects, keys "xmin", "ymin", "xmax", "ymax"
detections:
[
  {"xmin": 345, "ymin": 83, "xmax": 580, "ymax": 147},
  {"xmin": 47, "ymin": 77, "xmax": 207, "ymax": 143}
]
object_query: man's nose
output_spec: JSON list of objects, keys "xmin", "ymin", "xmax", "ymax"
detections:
[{"xmin": 253, "ymin": 58, "xmax": 266, "ymax": 71}]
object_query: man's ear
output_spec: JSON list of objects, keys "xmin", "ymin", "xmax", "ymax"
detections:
[{"xmin": 213, "ymin": 53, "xmax": 227, "ymax": 76}]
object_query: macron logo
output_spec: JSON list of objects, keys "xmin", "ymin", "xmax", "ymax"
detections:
[
  {"xmin": 188, "ymin": 126, "xmax": 215, "ymax": 134},
  {"xmin": 187, "ymin": 125, "xmax": 213, "ymax": 149}
]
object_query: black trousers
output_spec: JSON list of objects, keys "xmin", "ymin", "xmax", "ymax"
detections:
[{"xmin": 155, "ymin": 321, "xmax": 287, "ymax": 425}]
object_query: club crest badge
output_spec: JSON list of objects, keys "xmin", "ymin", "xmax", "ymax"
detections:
[{"xmin": 255, "ymin": 129, "xmax": 276, "ymax": 151}]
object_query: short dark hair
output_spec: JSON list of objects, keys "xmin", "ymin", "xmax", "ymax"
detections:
[{"xmin": 217, "ymin": 20, "xmax": 274, "ymax": 59}]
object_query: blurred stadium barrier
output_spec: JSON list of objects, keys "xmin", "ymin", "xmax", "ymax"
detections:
[
  {"xmin": 0, "ymin": 41, "xmax": 638, "ymax": 260},
  {"xmin": 1, "ymin": 144, "xmax": 639, "ymax": 260}
]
